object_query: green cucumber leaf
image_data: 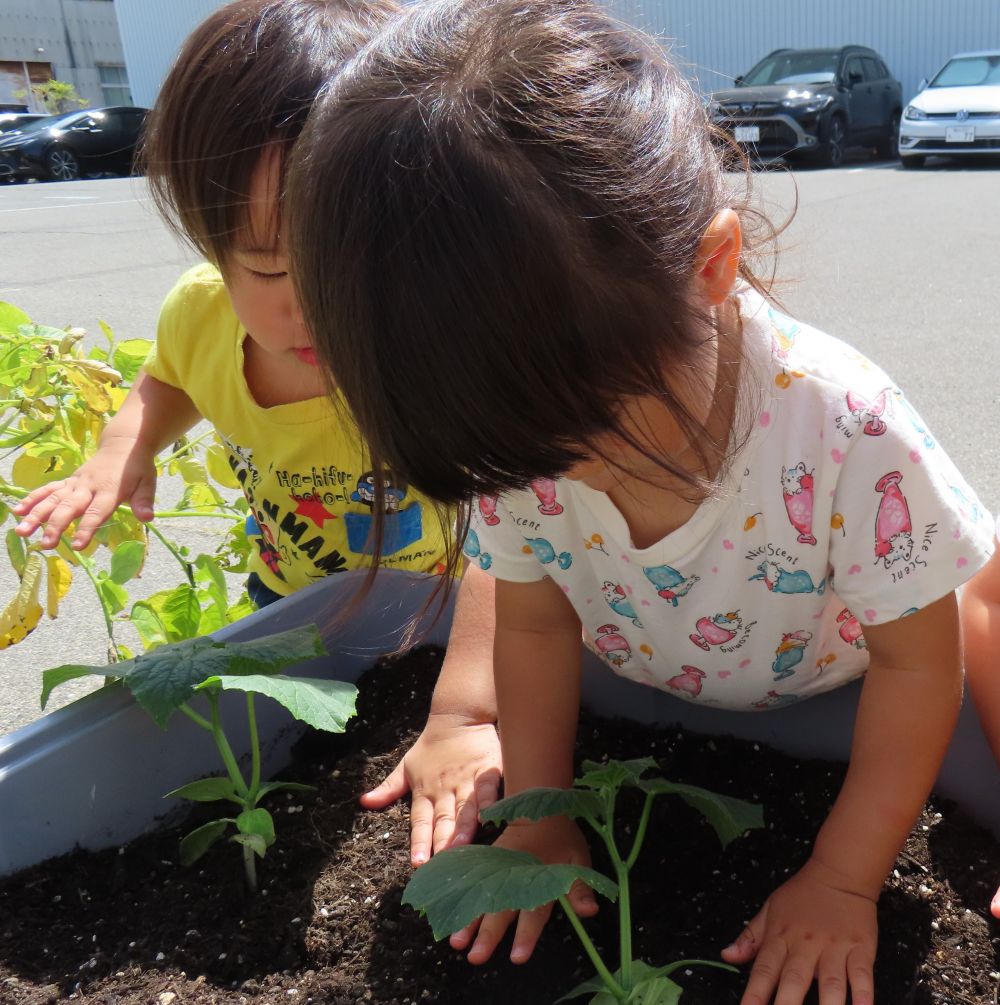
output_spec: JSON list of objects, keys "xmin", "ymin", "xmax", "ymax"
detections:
[
  {"xmin": 479, "ymin": 787, "xmax": 604, "ymax": 827},
  {"xmin": 402, "ymin": 845, "xmax": 617, "ymax": 940},
  {"xmin": 165, "ymin": 777, "xmax": 241, "ymax": 804},
  {"xmin": 639, "ymin": 780, "xmax": 764, "ymax": 848},
  {"xmin": 236, "ymin": 807, "xmax": 275, "ymax": 847},
  {"xmin": 197, "ymin": 673, "xmax": 356, "ymax": 733},
  {"xmin": 179, "ymin": 819, "xmax": 230, "ymax": 866}
]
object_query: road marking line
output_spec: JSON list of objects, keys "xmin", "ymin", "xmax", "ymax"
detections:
[
  {"xmin": 0, "ymin": 197, "xmax": 150, "ymax": 215},
  {"xmin": 43, "ymin": 194, "xmax": 98, "ymax": 201}
]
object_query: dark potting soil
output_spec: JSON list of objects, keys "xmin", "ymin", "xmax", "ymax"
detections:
[{"xmin": 1, "ymin": 647, "xmax": 999, "ymax": 1005}]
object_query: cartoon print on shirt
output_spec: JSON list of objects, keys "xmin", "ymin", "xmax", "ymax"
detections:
[
  {"xmin": 891, "ymin": 389, "xmax": 935, "ymax": 450},
  {"xmin": 643, "ymin": 564, "xmax": 700, "ymax": 607},
  {"xmin": 530, "ymin": 478, "xmax": 564, "ymax": 516},
  {"xmin": 771, "ymin": 629, "xmax": 812, "ymax": 681},
  {"xmin": 291, "ymin": 493, "xmax": 337, "ymax": 529},
  {"xmin": 351, "ymin": 471, "xmax": 407, "ymax": 513},
  {"xmin": 463, "ymin": 528, "xmax": 493, "ymax": 571},
  {"xmin": 478, "ymin": 495, "xmax": 501, "ymax": 526},
  {"xmin": 690, "ymin": 610, "xmax": 743, "ymax": 652},
  {"xmin": 523, "ymin": 537, "xmax": 573, "ymax": 570},
  {"xmin": 815, "ymin": 653, "xmax": 836, "ymax": 674},
  {"xmin": 839, "ymin": 388, "xmax": 890, "ymax": 437},
  {"xmin": 254, "ymin": 536, "xmax": 286, "ymax": 580},
  {"xmin": 593, "ymin": 624, "xmax": 632, "ymax": 667},
  {"xmin": 223, "ymin": 438, "xmax": 261, "ymax": 490},
  {"xmin": 836, "ymin": 608, "xmax": 867, "ymax": 650},
  {"xmin": 874, "ymin": 470, "xmax": 913, "ymax": 568},
  {"xmin": 748, "ymin": 560, "xmax": 826, "ymax": 596},
  {"xmin": 781, "ymin": 462, "xmax": 817, "ymax": 545},
  {"xmin": 752, "ymin": 690, "xmax": 799, "ymax": 710},
  {"xmin": 769, "ymin": 311, "xmax": 799, "ymax": 361},
  {"xmin": 666, "ymin": 665, "xmax": 706, "ymax": 698},
  {"xmin": 946, "ymin": 481, "xmax": 984, "ymax": 525},
  {"xmin": 601, "ymin": 581, "xmax": 643, "ymax": 627}
]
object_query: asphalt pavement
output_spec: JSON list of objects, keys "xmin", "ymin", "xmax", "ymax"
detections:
[{"xmin": 0, "ymin": 158, "xmax": 997, "ymax": 732}]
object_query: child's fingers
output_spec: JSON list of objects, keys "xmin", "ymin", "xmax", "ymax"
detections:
[
  {"xmin": 359, "ymin": 761, "xmax": 409, "ymax": 811},
  {"xmin": 449, "ymin": 914, "xmax": 481, "ymax": 952},
  {"xmin": 449, "ymin": 789, "xmax": 481, "ymax": 849},
  {"xmin": 722, "ymin": 908, "xmax": 765, "ymax": 965},
  {"xmin": 473, "ymin": 765, "xmax": 501, "ymax": 814},
  {"xmin": 772, "ymin": 949, "xmax": 818, "ymax": 1005},
  {"xmin": 738, "ymin": 936, "xmax": 787, "ymax": 1005},
  {"xmin": 18, "ymin": 488, "xmax": 90, "ymax": 547},
  {"xmin": 566, "ymin": 877, "xmax": 599, "ymax": 918},
  {"xmin": 992, "ymin": 885, "xmax": 1000, "ymax": 918},
  {"xmin": 13, "ymin": 484, "xmax": 66, "ymax": 535},
  {"xmin": 844, "ymin": 943, "xmax": 874, "ymax": 1005},
  {"xmin": 11, "ymin": 482, "xmax": 60, "ymax": 516},
  {"xmin": 408, "ymin": 792, "xmax": 434, "ymax": 867},
  {"xmin": 69, "ymin": 493, "xmax": 121, "ymax": 550},
  {"xmin": 466, "ymin": 908, "xmax": 518, "ymax": 965},
  {"xmin": 509, "ymin": 902, "xmax": 553, "ymax": 964},
  {"xmin": 129, "ymin": 478, "xmax": 157, "ymax": 522},
  {"xmin": 430, "ymin": 793, "xmax": 459, "ymax": 856}
]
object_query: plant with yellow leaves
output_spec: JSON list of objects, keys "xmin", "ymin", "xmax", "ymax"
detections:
[{"xmin": 0, "ymin": 303, "xmax": 251, "ymax": 660}]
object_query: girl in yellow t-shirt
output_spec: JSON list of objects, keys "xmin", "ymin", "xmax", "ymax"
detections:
[{"xmin": 12, "ymin": 0, "xmax": 500, "ymax": 870}]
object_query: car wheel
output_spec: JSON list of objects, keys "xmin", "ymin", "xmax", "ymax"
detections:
[
  {"xmin": 876, "ymin": 111, "xmax": 901, "ymax": 159},
  {"xmin": 44, "ymin": 147, "xmax": 80, "ymax": 181},
  {"xmin": 900, "ymin": 154, "xmax": 926, "ymax": 169},
  {"xmin": 820, "ymin": 115, "xmax": 846, "ymax": 167}
]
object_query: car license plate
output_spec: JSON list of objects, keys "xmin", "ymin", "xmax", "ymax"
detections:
[
  {"xmin": 734, "ymin": 126, "xmax": 760, "ymax": 143},
  {"xmin": 945, "ymin": 126, "xmax": 975, "ymax": 143}
]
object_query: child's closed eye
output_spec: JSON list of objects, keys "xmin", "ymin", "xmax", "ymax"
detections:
[{"xmin": 244, "ymin": 267, "xmax": 288, "ymax": 282}]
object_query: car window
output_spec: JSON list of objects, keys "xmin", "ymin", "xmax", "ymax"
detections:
[
  {"xmin": 930, "ymin": 55, "xmax": 1000, "ymax": 87},
  {"xmin": 844, "ymin": 56, "xmax": 865, "ymax": 82},
  {"xmin": 876, "ymin": 59, "xmax": 891, "ymax": 79},
  {"xmin": 742, "ymin": 51, "xmax": 839, "ymax": 86},
  {"xmin": 861, "ymin": 57, "xmax": 883, "ymax": 82}
]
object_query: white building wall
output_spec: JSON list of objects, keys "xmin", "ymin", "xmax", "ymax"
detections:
[
  {"xmin": 114, "ymin": 0, "xmax": 227, "ymax": 110},
  {"xmin": 0, "ymin": 0, "xmax": 125, "ymax": 109},
  {"xmin": 608, "ymin": 0, "xmax": 1000, "ymax": 102}
]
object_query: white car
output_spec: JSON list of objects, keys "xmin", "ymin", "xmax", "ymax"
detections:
[{"xmin": 899, "ymin": 50, "xmax": 1000, "ymax": 167}]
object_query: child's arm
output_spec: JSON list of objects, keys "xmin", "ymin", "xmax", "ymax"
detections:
[
  {"xmin": 12, "ymin": 371, "xmax": 201, "ymax": 549},
  {"xmin": 360, "ymin": 562, "xmax": 503, "ymax": 865},
  {"xmin": 959, "ymin": 547, "xmax": 1000, "ymax": 916},
  {"xmin": 449, "ymin": 575, "xmax": 598, "ymax": 965},
  {"xmin": 723, "ymin": 592, "xmax": 963, "ymax": 1005}
]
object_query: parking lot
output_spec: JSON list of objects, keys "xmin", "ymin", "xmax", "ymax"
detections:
[{"xmin": 0, "ymin": 161, "xmax": 998, "ymax": 732}]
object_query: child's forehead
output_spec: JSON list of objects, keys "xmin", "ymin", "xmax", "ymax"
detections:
[{"xmin": 234, "ymin": 148, "xmax": 287, "ymax": 254}]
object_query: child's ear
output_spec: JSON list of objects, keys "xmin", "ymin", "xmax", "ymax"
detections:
[{"xmin": 694, "ymin": 208, "xmax": 742, "ymax": 306}]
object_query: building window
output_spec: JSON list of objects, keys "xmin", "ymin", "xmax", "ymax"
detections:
[
  {"xmin": 0, "ymin": 61, "xmax": 54, "ymax": 112},
  {"xmin": 98, "ymin": 64, "xmax": 132, "ymax": 106}
]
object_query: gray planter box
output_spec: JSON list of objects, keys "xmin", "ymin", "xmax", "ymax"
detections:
[{"xmin": 2, "ymin": 569, "xmax": 998, "ymax": 877}]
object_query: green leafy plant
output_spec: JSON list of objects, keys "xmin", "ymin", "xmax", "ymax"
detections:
[
  {"xmin": 0, "ymin": 302, "xmax": 252, "ymax": 658},
  {"xmin": 41, "ymin": 624, "xmax": 355, "ymax": 892},
  {"xmin": 403, "ymin": 757, "xmax": 764, "ymax": 1004},
  {"xmin": 13, "ymin": 79, "xmax": 88, "ymax": 115}
]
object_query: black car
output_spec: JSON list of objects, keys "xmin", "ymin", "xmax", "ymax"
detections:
[
  {"xmin": 710, "ymin": 47, "xmax": 903, "ymax": 166},
  {"xmin": 0, "ymin": 106, "xmax": 148, "ymax": 182},
  {"xmin": 0, "ymin": 112, "xmax": 47, "ymax": 135}
]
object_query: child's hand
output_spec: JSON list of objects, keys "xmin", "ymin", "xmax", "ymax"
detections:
[
  {"xmin": 449, "ymin": 815, "xmax": 598, "ymax": 965},
  {"xmin": 722, "ymin": 857, "xmax": 877, "ymax": 1005},
  {"xmin": 360, "ymin": 711, "xmax": 502, "ymax": 866},
  {"xmin": 12, "ymin": 437, "xmax": 157, "ymax": 550},
  {"xmin": 992, "ymin": 884, "xmax": 1000, "ymax": 919}
]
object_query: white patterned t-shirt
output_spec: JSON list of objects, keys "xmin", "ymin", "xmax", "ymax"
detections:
[{"xmin": 465, "ymin": 290, "xmax": 994, "ymax": 712}]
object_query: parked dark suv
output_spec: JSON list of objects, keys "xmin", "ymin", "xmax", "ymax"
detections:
[
  {"xmin": 710, "ymin": 47, "xmax": 903, "ymax": 166},
  {"xmin": 0, "ymin": 106, "xmax": 148, "ymax": 182}
]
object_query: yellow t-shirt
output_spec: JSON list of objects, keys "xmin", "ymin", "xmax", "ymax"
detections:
[{"xmin": 144, "ymin": 264, "xmax": 450, "ymax": 596}]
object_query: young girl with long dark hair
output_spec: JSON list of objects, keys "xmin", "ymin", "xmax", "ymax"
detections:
[{"xmin": 286, "ymin": 1, "xmax": 994, "ymax": 1001}]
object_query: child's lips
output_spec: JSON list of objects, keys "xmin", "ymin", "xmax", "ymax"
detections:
[{"xmin": 292, "ymin": 347, "xmax": 318, "ymax": 366}]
